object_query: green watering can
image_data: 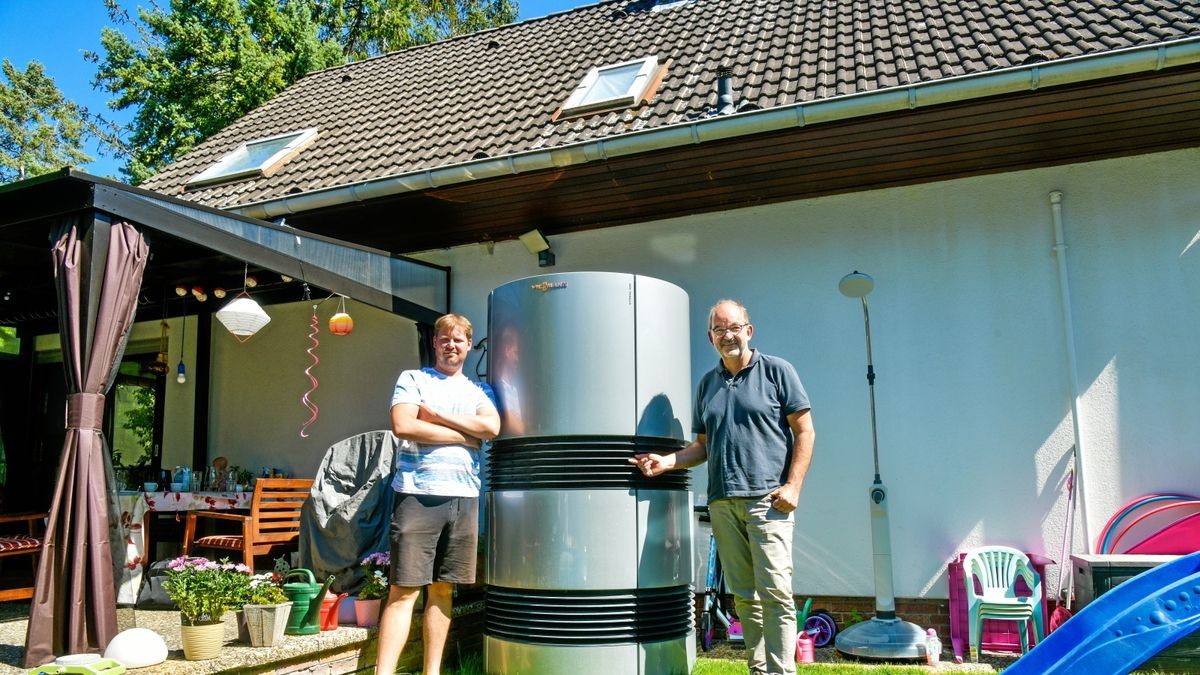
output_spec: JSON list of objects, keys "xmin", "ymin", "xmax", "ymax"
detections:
[{"xmin": 282, "ymin": 569, "xmax": 336, "ymax": 635}]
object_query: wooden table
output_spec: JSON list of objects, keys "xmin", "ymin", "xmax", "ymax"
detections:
[{"xmin": 116, "ymin": 489, "xmax": 251, "ymax": 604}]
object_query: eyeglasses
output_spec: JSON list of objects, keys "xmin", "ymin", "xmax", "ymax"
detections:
[{"xmin": 709, "ymin": 323, "xmax": 748, "ymax": 337}]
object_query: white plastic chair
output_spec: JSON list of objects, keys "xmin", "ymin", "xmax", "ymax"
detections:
[{"xmin": 962, "ymin": 545, "xmax": 1045, "ymax": 661}]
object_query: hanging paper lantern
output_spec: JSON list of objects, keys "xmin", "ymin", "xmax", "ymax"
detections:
[
  {"xmin": 328, "ymin": 296, "xmax": 353, "ymax": 336},
  {"xmin": 215, "ymin": 292, "xmax": 271, "ymax": 342},
  {"xmin": 329, "ymin": 312, "xmax": 353, "ymax": 335}
]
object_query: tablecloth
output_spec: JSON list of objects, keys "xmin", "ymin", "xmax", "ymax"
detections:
[{"xmin": 116, "ymin": 489, "xmax": 251, "ymax": 604}]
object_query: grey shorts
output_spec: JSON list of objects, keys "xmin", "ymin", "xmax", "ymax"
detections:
[{"xmin": 389, "ymin": 493, "xmax": 478, "ymax": 587}]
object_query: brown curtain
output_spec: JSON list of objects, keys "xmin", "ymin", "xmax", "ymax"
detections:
[{"xmin": 24, "ymin": 214, "xmax": 148, "ymax": 666}]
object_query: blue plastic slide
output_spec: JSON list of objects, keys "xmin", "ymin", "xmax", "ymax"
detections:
[{"xmin": 1004, "ymin": 550, "xmax": 1200, "ymax": 674}]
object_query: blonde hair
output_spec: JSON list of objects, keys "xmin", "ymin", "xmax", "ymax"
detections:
[{"xmin": 434, "ymin": 313, "xmax": 473, "ymax": 341}]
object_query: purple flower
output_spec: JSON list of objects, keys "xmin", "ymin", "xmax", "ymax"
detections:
[{"xmin": 360, "ymin": 551, "xmax": 391, "ymax": 568}]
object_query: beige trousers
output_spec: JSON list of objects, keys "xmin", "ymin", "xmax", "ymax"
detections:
[{"xmin": 710, "ymin": 495, "xmax": 797, "ymax": 675}]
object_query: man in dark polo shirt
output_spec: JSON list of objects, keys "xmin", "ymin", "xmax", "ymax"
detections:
[{"xmin": 632, "ymin": 299, "xmax": 815, "ymax": 675}]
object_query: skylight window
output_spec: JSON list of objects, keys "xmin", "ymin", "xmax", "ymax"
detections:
[
  {"xmin": 651, "ymin": 0, "xmax": 695, "ymax": 11},
  {"xmin": 187, "ymin": 128, "xmax": 318, "ymax": 187},
  {"xmin": 560, "ymin": 56, "xmax": 660, "ymax": 118}
]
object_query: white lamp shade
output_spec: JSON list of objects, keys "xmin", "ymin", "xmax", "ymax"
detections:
[
  {"xmin": 104, "ymin": 627, "xmax": 168, "ymax": 667},
  {"xmin": 216, "ymin": 294, "xmax": 271, "ymax": 342}
]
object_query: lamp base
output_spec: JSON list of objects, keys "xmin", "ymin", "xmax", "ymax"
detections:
[{"xmin": 834, "ymin": 616, "xmax": 926, "ymax": 660}]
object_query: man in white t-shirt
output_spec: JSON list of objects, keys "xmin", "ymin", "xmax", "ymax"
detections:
[{"xmin": 375, "ymin": 313, "xmax": 500, "ymax": 675}]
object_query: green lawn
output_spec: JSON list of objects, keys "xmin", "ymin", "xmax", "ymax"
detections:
[
  {"xmin": 430, "ymin": 654, "xmax": 1175, "ymax": 674},
  {"xmin": 696, "ymin": 659, "xmax": 940, "ymax": 674},
  {"xmin": 445, "ymin": 655, "xmax": 959, "ymax": 674}
]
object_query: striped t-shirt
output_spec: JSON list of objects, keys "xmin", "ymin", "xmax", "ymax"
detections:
[{"xmin": 390, "ymin": 367, "xmax": 497, "ymax": 497}]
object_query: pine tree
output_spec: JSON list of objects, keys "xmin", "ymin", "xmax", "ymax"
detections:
[{"xmin": 0, "ymin": 59, "xmax": 93, "ymax": 184}]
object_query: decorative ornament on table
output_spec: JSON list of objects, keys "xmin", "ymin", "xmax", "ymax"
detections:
[
  {"xmin": 300, "ymin": 284, "xmax": 320, "ymax": 438},
  {"xmin": 329, "ymin": 295, "xmax": 353, "ymax": 336}
]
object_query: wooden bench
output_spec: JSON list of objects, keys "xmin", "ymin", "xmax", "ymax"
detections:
[{"xmin": 0, "ymin": 512, "xmax": 49, "ymax": 602}]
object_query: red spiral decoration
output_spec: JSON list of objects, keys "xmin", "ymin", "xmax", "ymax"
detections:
[{"xmin": 300, "ymin": 306, "xmax": 320, "ymax": 437}]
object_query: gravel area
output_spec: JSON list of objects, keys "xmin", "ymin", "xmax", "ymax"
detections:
[{"xmin": 0, "ymin": 603, "xmax": 373, "ymax": 674}]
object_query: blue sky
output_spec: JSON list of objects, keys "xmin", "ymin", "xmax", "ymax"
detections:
[{"xmin": 0, "ymin": 0, "xmax": 580, "ymax": 180}]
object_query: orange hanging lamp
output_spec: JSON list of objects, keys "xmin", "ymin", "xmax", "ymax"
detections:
[{"xmin": 328, "ymin": 295, "xmax": 353, "ymax": 336}]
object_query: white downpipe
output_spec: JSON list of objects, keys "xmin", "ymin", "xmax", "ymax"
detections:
[{"xmin": 1049, "ymin": 191, "xmax": 1092, "ymax": 551}]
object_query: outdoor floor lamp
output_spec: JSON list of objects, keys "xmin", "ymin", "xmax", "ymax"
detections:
[{"xmin": 833, "ymin": 271, "xmax": 926, "ymax": 660}]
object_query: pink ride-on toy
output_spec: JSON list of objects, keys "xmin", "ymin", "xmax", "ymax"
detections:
[{"xmin": 796, "ymin": 597, "xmax": 839, "ymax": 651}]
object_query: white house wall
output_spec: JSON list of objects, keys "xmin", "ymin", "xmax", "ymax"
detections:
[{"xmin": 413, "ymin": 147, "xmax": 1200, "ymax": 600}]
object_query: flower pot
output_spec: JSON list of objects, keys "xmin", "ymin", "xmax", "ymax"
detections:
[
  {"xmin": 243, "ymin": 602, "xmax": 291, "ymax": 647},
  {"xmin": 338, "ymin": 594, "xmax": 359, "ymax": 624},
  {"xmin": 355, "ymin": 597, "xmax": 381, "ymax": 628},
  {"xmin": 180, "ymin": 621, "xmax": 225, "ymax": 660},
  {"xmin": 235, "ymin": 609, "xmax": 250, "ymax": 642}
]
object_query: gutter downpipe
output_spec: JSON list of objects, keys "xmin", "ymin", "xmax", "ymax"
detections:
[
  {"xmin": 233, "ymin": 37, "xmax": 1200, "ymax": 223},
  {"xmin": 1049, "ymin": 191, "xmax": 1092, "ymax": 551}
]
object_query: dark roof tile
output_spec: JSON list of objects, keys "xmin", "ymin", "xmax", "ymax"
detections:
[{"xmin": 143, "ymin": 0, "xmax": 1200, "ymax": 206}]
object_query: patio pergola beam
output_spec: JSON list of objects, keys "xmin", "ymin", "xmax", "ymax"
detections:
[{"xmin": 89, "ymin": 182, "xmax": 446, "ymax": 324}]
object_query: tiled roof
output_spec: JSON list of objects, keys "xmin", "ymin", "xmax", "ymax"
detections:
[{"xmin": 141, "ymin": 0, "xmax": 1200, "ymax": 208}]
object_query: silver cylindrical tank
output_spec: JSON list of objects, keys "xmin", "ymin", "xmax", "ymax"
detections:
[{"xmin": 485, "ymin": 272, "xmax": 695, "ymax": 675}]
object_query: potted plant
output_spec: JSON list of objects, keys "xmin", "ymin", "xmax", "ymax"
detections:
[
  {"xmin": 241, "ymin": 572, "xmax": 292, "ymax": 647},
  {"xmin": 163, "ymin": 556, "xmax": 251, "ymax": 660},
  {"xmin": 230, "ymin": 466, "xmax": 255, "ymax": 491},
  {"xmin": 355, "ymin": 551, "xmax": 390, "ymax": 628}
]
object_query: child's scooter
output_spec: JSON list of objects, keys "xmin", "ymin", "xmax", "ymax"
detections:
[{"xmin": 696, "ymin": 506, "xmax": 743, "ymax": 651}]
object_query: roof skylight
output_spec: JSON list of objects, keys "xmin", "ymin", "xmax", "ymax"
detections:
[
  {"xmin": 560, "ymin": 56, "xmax": 660, "ymax": 117},
  {"xmin": 187, "ymin": 128, "xmax": 318, "ymax": 187},
  {"xmin": 651, "ymin": 0, "xmax": 695, "ymax": 11}
]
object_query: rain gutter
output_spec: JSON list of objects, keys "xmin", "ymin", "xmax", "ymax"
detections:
[{"xmin": 233, "ymin": 37, "xmax": 1200, "ymax": 221}]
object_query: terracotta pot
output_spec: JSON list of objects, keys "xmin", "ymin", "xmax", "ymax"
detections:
[
  {"xmin": 355, "ymin": 597, "xmax": 381, "ymax": 628},
  {"xmin": 243, "ymin": 603, "xmax": 292, "ymax": 647},
  {"xmin": 180, "ymin": 620, "xmax": 225, "ymax": 660}
]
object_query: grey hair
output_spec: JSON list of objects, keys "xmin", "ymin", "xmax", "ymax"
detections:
[{"xmin": 708, "ymin": 299, "xmax": 750, "ymax": 326}]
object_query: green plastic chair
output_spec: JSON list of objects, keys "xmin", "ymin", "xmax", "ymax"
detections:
[{"xmin": 962, "ymin": 545, "xmax": 1045, "ymax": 661}]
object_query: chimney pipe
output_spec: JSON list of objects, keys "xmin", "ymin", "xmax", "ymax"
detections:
[{"xmin": 717, "ymin": 67, "xmax": 735, "ymax": 115}]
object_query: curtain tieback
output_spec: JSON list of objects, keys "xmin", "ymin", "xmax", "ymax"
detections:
[{"xmin": 66, "ymin": 393, "xmax": 105, "ymax": 430}]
